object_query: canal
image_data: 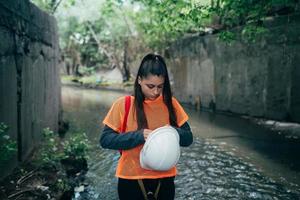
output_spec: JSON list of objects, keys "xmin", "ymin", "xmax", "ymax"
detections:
[{"xmin": 61, "ymin": 85, "xmax": 300, "ymax": 200}]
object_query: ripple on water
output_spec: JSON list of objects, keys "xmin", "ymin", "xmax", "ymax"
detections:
[{"xmin": 175, "ymin": 138, "xmax": 300, "ymax": 200}]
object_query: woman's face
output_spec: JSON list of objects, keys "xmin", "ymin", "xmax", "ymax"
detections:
[{"xmin": 138, "ymin": 74, "xmax": 165, "ymax": 100}]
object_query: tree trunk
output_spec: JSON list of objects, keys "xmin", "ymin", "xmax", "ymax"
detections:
[
  {"xmin": 123, "ymin": 39, "xmax": 130, "ymax": 82},
  {"xmin": 87, "ymin": 21, "xmax": 129, "ymax": 80}
]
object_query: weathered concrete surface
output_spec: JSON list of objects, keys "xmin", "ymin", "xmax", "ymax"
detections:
[
  {"xmin": 167, "ymin": 13, "xmax": 300, "ymax": 123},
  {"xmin": 290, "ymin": 44, "xmax": 300, "ymax": 121},
  {"xmin": 0, "ymin": 0, "xmax": 60, "ymax": 179}
]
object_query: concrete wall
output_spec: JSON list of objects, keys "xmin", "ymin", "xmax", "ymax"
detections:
[
  {"xmin": 167, "ymin": 13, "xmax": 300, "ymax": 123},
  {"xmin": 0, "ymin": 0, "xmax": 60, "ymax": 178}
]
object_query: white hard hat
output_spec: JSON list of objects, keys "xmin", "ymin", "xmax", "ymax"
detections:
[{"xmin": 140, "ymin": 126, "xmax": 180, "ymax": 171}]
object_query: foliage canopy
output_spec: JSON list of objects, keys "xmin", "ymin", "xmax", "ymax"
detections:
[{"xmin": 30, "ymin": 0, "xmax": 298, "ymax": 77}]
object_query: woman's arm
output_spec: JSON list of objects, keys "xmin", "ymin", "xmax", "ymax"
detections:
[
  {"xmin": 174, "ymin": 122, "xmax": 193, "ymax": 147},
  {"xmin": 100, "ymin": 125, "xmax": 145, "ymax": 150},
  {"xmin": 100, "ymin": 122, "xmax": 193, "ymax": 150}
]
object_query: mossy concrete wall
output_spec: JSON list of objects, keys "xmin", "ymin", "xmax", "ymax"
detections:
[
  {"xmin": 167, "ymin": 13, "xmax": 300, "ymax": 123},
  {"xmin": 0, "ymin": 0, "xmax": 60, "ymax": 178}
]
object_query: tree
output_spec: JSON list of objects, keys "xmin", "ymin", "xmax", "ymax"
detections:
[
  {"xmin": 32, "ymin": 0, "xmax": 299, "ymax": 79},
  {"xmin": 131, "ymin": 0, "xmax": 299, "ymax": 47}
]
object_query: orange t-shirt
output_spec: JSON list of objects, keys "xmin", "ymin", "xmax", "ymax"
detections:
[{"xmin": 102, "ymin": 95, "xmax": 188, "ymax": 179}]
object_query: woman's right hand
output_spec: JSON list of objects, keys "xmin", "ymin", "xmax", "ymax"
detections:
[{"xmin": 143, "ymin": 129, "xmax": 152, "ymax": 140}]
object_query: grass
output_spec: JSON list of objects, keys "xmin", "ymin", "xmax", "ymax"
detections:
[{"xmin": 60, "ymin": 74, "xmax": 134, "ymax": 89}]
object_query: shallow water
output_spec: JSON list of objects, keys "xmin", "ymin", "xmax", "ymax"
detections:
[{"xmin": 61, "ymin": 86, "xmax": 300, "ymax": 200}]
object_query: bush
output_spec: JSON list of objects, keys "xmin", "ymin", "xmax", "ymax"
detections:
[
  {"xmin": 63, "ymin": 132, "xmax": 90, "ymax": 160},
  {"xmin": 39, "ymin": 128, "xmax": 64, "ymax": 166},
  {"xmin": 37, "ymin": 128, "xmax": 91, "ymax": 166},
  {"xmin": 0, "ymin": 122, "xmax": 17, "ymax": 164}
]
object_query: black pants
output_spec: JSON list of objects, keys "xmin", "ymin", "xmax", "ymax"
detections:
[{"xmin": 118, "ymin": 177, "xmax": 175, "ymax": 200}]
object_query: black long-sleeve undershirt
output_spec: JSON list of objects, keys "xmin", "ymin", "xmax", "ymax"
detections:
[{"xmin": 100, "ymin": 122, "xmax": 193, "ymax": 150}]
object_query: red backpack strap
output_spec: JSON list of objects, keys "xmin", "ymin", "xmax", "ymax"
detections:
[
  {"xmin": 121, "ymin": 96, "xmax": 131, "ymax": 133},
  {"xmin": 119, "ymin": 96, "xmax": 131, "ymax": 154}
]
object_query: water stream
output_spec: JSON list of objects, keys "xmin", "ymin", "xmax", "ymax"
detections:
[{"xmin": 61, "ymin": 85, "xmax": 300, "ymax": 200}]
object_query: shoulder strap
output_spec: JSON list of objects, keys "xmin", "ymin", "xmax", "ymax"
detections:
[
  {"xmin": 121, "ymin": 95, "xmax": 131, "ymax": 133},
  {"xmin": 119, "ymin": 96, "xmax": 131, "ymax": 155}
]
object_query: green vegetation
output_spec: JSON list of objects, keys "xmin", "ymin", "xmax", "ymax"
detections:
[
  {"xmin": 0, "ymin": 127, "xmax": 88, "ymax": 199},
  {"xmin": 131, "ymin": 0, "xmax": 212, "ymax": 49},
  {"xmin": 55, "ymin": 178, "xmax": 71, "ymax": 191},
  {"xmin": 38, "ymin": 128, "xmax": 64, "ymax": 166},
  {"xmin": 61, "ymin": 74, "xmax": 113, "ymax": 87},
  {"xmin": 63, "ymin": 132, "xmax": 90, "ymax": 160},
  {"xmin": 37, "ymin": 128, "xmax": 91, "ymax": 167},
  {"xmin": 0, "ymin": 122, "xmax": 17, "ymax": 164},
  {"xmin": 31, "ymin": 0, "xmax": 298, "ymax": 78},
  {"xmin": 132, "ymin": 0, "xmax": 297, "ymax": 46}
]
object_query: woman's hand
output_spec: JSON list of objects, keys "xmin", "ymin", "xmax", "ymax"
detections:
[{"xmin": 143, "ymin": 129, "xmax": 152, "ymax": 140}]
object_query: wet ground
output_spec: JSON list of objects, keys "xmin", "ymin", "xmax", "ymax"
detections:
[{"xmin": 61, "ymin": 85, "xmax": 300, "ymax": 200}]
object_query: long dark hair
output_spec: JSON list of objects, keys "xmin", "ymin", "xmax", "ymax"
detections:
[{"xmin": 134, "ymin": 53, "xmax": 177, "ymax": 129}]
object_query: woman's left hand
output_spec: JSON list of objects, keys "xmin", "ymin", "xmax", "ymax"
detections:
[{"xmin": 143, "ymin": 129, "xmax": 152, "ymax": 140}]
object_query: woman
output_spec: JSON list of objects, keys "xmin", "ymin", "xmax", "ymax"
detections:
[{"xmin": 100, "ymin": 53, "xmax": 193, "ymax": 200}]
